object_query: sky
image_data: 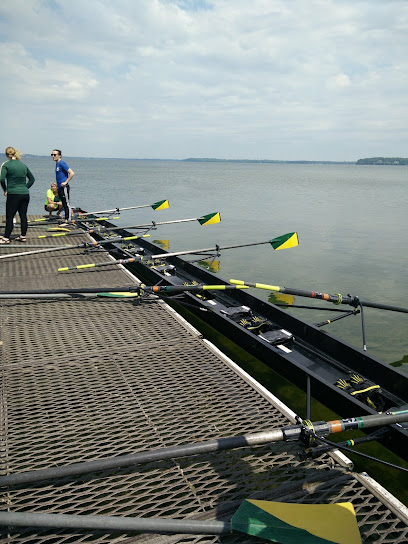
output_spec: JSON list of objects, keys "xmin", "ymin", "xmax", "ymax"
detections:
[{"xmin": 0, "ymin": 0, "xmax": 407, "ymax": 161}]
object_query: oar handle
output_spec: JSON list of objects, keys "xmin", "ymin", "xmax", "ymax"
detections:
[
  {"xmin": 230, "ymin": 279, "xmax": 342, "ymax": 302},
  {"xmin": 58, "ymin": 257, "xmax": 139, "ymax": 272},
  {"xmin": 230, "ymin": 280, "xmax": 408, "ymax": 314}
]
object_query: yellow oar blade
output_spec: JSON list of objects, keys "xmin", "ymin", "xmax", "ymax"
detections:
[
  {"xmin": 270, "ymin": 232, "xmax": 299, "ymax": 250},
  {"xmin": 151, "ymin": 199, "xmax": 169, "ymax": 210},
  {"xmin": 198, "ymin": 212, "xmax": 221, "ymax": 226},
  {"xmin": 232, "ymin": 500, "xmax": 361, "ymax": 544}
]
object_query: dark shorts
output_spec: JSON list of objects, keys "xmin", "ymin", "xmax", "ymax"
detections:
[{"xmin": 45, "ymin": 203, "xmax": 59, "ymax": 211}]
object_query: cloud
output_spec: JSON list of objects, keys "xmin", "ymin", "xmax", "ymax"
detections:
[
  {"xmin": 326, "ymin": 73, "xmax": 352, "ymax": 90},
  {"xmin": 0, "ymin": 43, "xmax": 99, "ymax": 103},
  {"xmin": 0, "ymin": 0, "xmax": 407, "ymax": 159}
]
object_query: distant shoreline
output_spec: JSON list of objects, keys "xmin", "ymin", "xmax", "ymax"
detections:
[
  {"xmin": 183, "ymin": 158, "xmax": 354, "ymax": 164},
  {"xmin": 23, "ymin": 155, "xmax": 408, "ymax": 165}
]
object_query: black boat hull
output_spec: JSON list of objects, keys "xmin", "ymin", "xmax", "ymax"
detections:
[{"xmin": 82, "ymin": 220, "xmax": 408, "ymax": 458}]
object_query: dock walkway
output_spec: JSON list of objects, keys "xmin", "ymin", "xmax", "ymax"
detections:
[{"xmin": 0, "ymin": 216, "xmax": 407, "ymax": 543}]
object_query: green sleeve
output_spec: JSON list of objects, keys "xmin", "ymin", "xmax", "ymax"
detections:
[
  {"xmin": 26, "ymin": 167, "xmax": 35, "ymax": 189},
  {"xmin": 0, "ymin": 163, "xmax": 7, "ymax": 192}
]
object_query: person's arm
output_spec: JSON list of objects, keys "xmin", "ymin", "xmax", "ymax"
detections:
[
  {"xmin": 45, "ymin": 189, "xmax": 53, "ymax": 205},
  {"xmin": 61, "ymin": 168, "xmax": 75, "ymax": 187},
  {"xmin": 0, "ymin": 163, "xmax": 8, "ymax": 194},
  {"xmin": 26, "ymin": 167, "xmax": 35, "ymax": 189}
]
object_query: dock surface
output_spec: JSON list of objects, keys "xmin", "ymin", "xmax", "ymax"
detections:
[{"xmin": 1, "ymin": 216, "xmax": 407, "ymax": 543}]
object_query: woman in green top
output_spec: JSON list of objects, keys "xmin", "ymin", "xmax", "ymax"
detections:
[{"xmin": 0, "ymin": 147, "xmax": 35, "ymax": 243}]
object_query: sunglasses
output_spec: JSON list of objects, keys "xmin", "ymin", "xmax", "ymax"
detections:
[{"xmin": 50, "ymin": 153, "xmax": 59, "ymax": 157}]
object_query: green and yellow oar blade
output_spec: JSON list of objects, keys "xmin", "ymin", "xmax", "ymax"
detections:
[
  {"xmin": 151, "ymin": 199, "xmax": 169, "ymax": 211},
  {"xmin": 270, "ymin": 232, "xmax": 299, "ymax": 250},
  {"xmin": 198, "ymin": 212, "xmax": 221, "ymax": 226},
  {"xmin": 231, "ymin": 500, "xmax": 361, "ymax": 544}
]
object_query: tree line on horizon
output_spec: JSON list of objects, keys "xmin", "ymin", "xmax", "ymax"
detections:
[{"xmin": 356, "ymin": 157, "xmax": 408, "ymax": 165}]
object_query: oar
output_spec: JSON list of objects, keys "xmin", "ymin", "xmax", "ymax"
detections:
[
  {"xmin": 27, "ymin": 217, "xmax": 59, "ymax": 223},
  {"xmin": 58, "ymin": 232, "xmax": 299, "ymax": 272},
  {"xmin": 36, "ymin": 212, "xmax": 221, "ymax": 239},
  {"xmin": 229, "ymin": 279, "xmax": 408, "ymax": 315},
  {"xmin": 37, "ymin": 230, "xmax": 91, "ymax": 239},
  {"xmin": 89, "ymin": 211, "xmax": 221, "ymax": 231},
  {"xmin": 0, "ymin": 283, "xmax": 249, "ymax": 299},
  {"xmin": 0, "ymin": 244, "xmax": 77, "ymax": 250},
  {"xmin": 24, "ymin": 216, "xmax": 114, "ymax": 225},
  {"xmin": 75, "ymin": 199, "xmax": 170, "ymax": 216},
  {"xmin": 71, "ymin": 216, "xmax": 120, "ymax": 223},
  {"xmin": 0, "ymin": 235, "xmax": 149, "ymax": 261},
  {"xmin": 0, "ymin": 409, "xmax": 405, "ymax": 486},
  {"xmin": 0, "ymin": 502, "xmax": 361, "ymax": 543},
  {"xmin": 27, "ymin": 216, "xmax": 121, "ymax": 227}
]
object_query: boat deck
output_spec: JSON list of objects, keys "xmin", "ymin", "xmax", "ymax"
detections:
[{"xmin": 0, "ymin": 215, "xmax": 407, "ymax": 543}]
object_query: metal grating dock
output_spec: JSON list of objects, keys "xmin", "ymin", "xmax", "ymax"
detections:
[{"xmin": 0, "ymin": 216, "xmax": 407, "ymax": 543}]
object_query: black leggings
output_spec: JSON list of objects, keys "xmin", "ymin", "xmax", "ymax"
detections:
[
  {"xmin": 4, "ymin": 193, "xmax": 30, "ymax": 238},
  {"xmin": 58, "ymin": 185, "xmax": 71, "ymax": 221}
]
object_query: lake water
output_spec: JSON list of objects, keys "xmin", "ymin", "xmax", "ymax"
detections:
[{"xmin": 5, "ymin": 156, "xmax": 408, "ymax": 371}]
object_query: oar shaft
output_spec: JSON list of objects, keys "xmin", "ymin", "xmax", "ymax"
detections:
[
  {"xmin": 0, "ymin": 430, "xmax": 284, "ymax": 486},
  {"xmin": 0, "ymin": 293, "xmax": 100, "ymax": 299},
  {"xmin": 0, "ymin": 245, "xmax": 76, "ymax": 260},
  {"xmin": 156, "ymin": 240, "xmax": 272, "ymax": 259},
  {"xmin": 0, "ymin": 284, "xmax": 245, "ymax": 297},
  {"xmin": 0, "ymin": 244, "xmax": 72, "ymax": 249},
  {"xmin": 0, "ymin": 286, "xmax": 133, "ymax": 295},
  {"xmin": 88, "ymin": 218, "xmax": 196, "ymax": 233},
  {"xmin": 78, "ymin": 205, "xmax": 148, "ymax": 215},
  {"xmin": 0, "ymin": 410, "xmax": 405, "ymax": 488},
  {"xmin": 73, "ymin": 216, "xmax": 120, "ymax": 223},
  {"xmin": 58, "ymin": 240, "xmax": 274, "ymax": 271},
  {"xmin": 0, "ymin": 512, "xmax": 231, "ymax": 536},
  {"xmin": 355, "ymin": 299, "xmax": 408, "ymax": 314},
  {"xmin": 123, "ymin": 218, "xmax": 197, "ymax": 229},
  {"xmin": 38, "ymin": 231, "xmax": 83, "ymax": 238},
  {"xmin": 0, "ymin": 236, "xmax": 144, "ymax": 261}
]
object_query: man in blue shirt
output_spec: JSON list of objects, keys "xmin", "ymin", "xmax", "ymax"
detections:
[{"xmin": 51, "ymin": 149, "xmax": 75, "ymax": 222}]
